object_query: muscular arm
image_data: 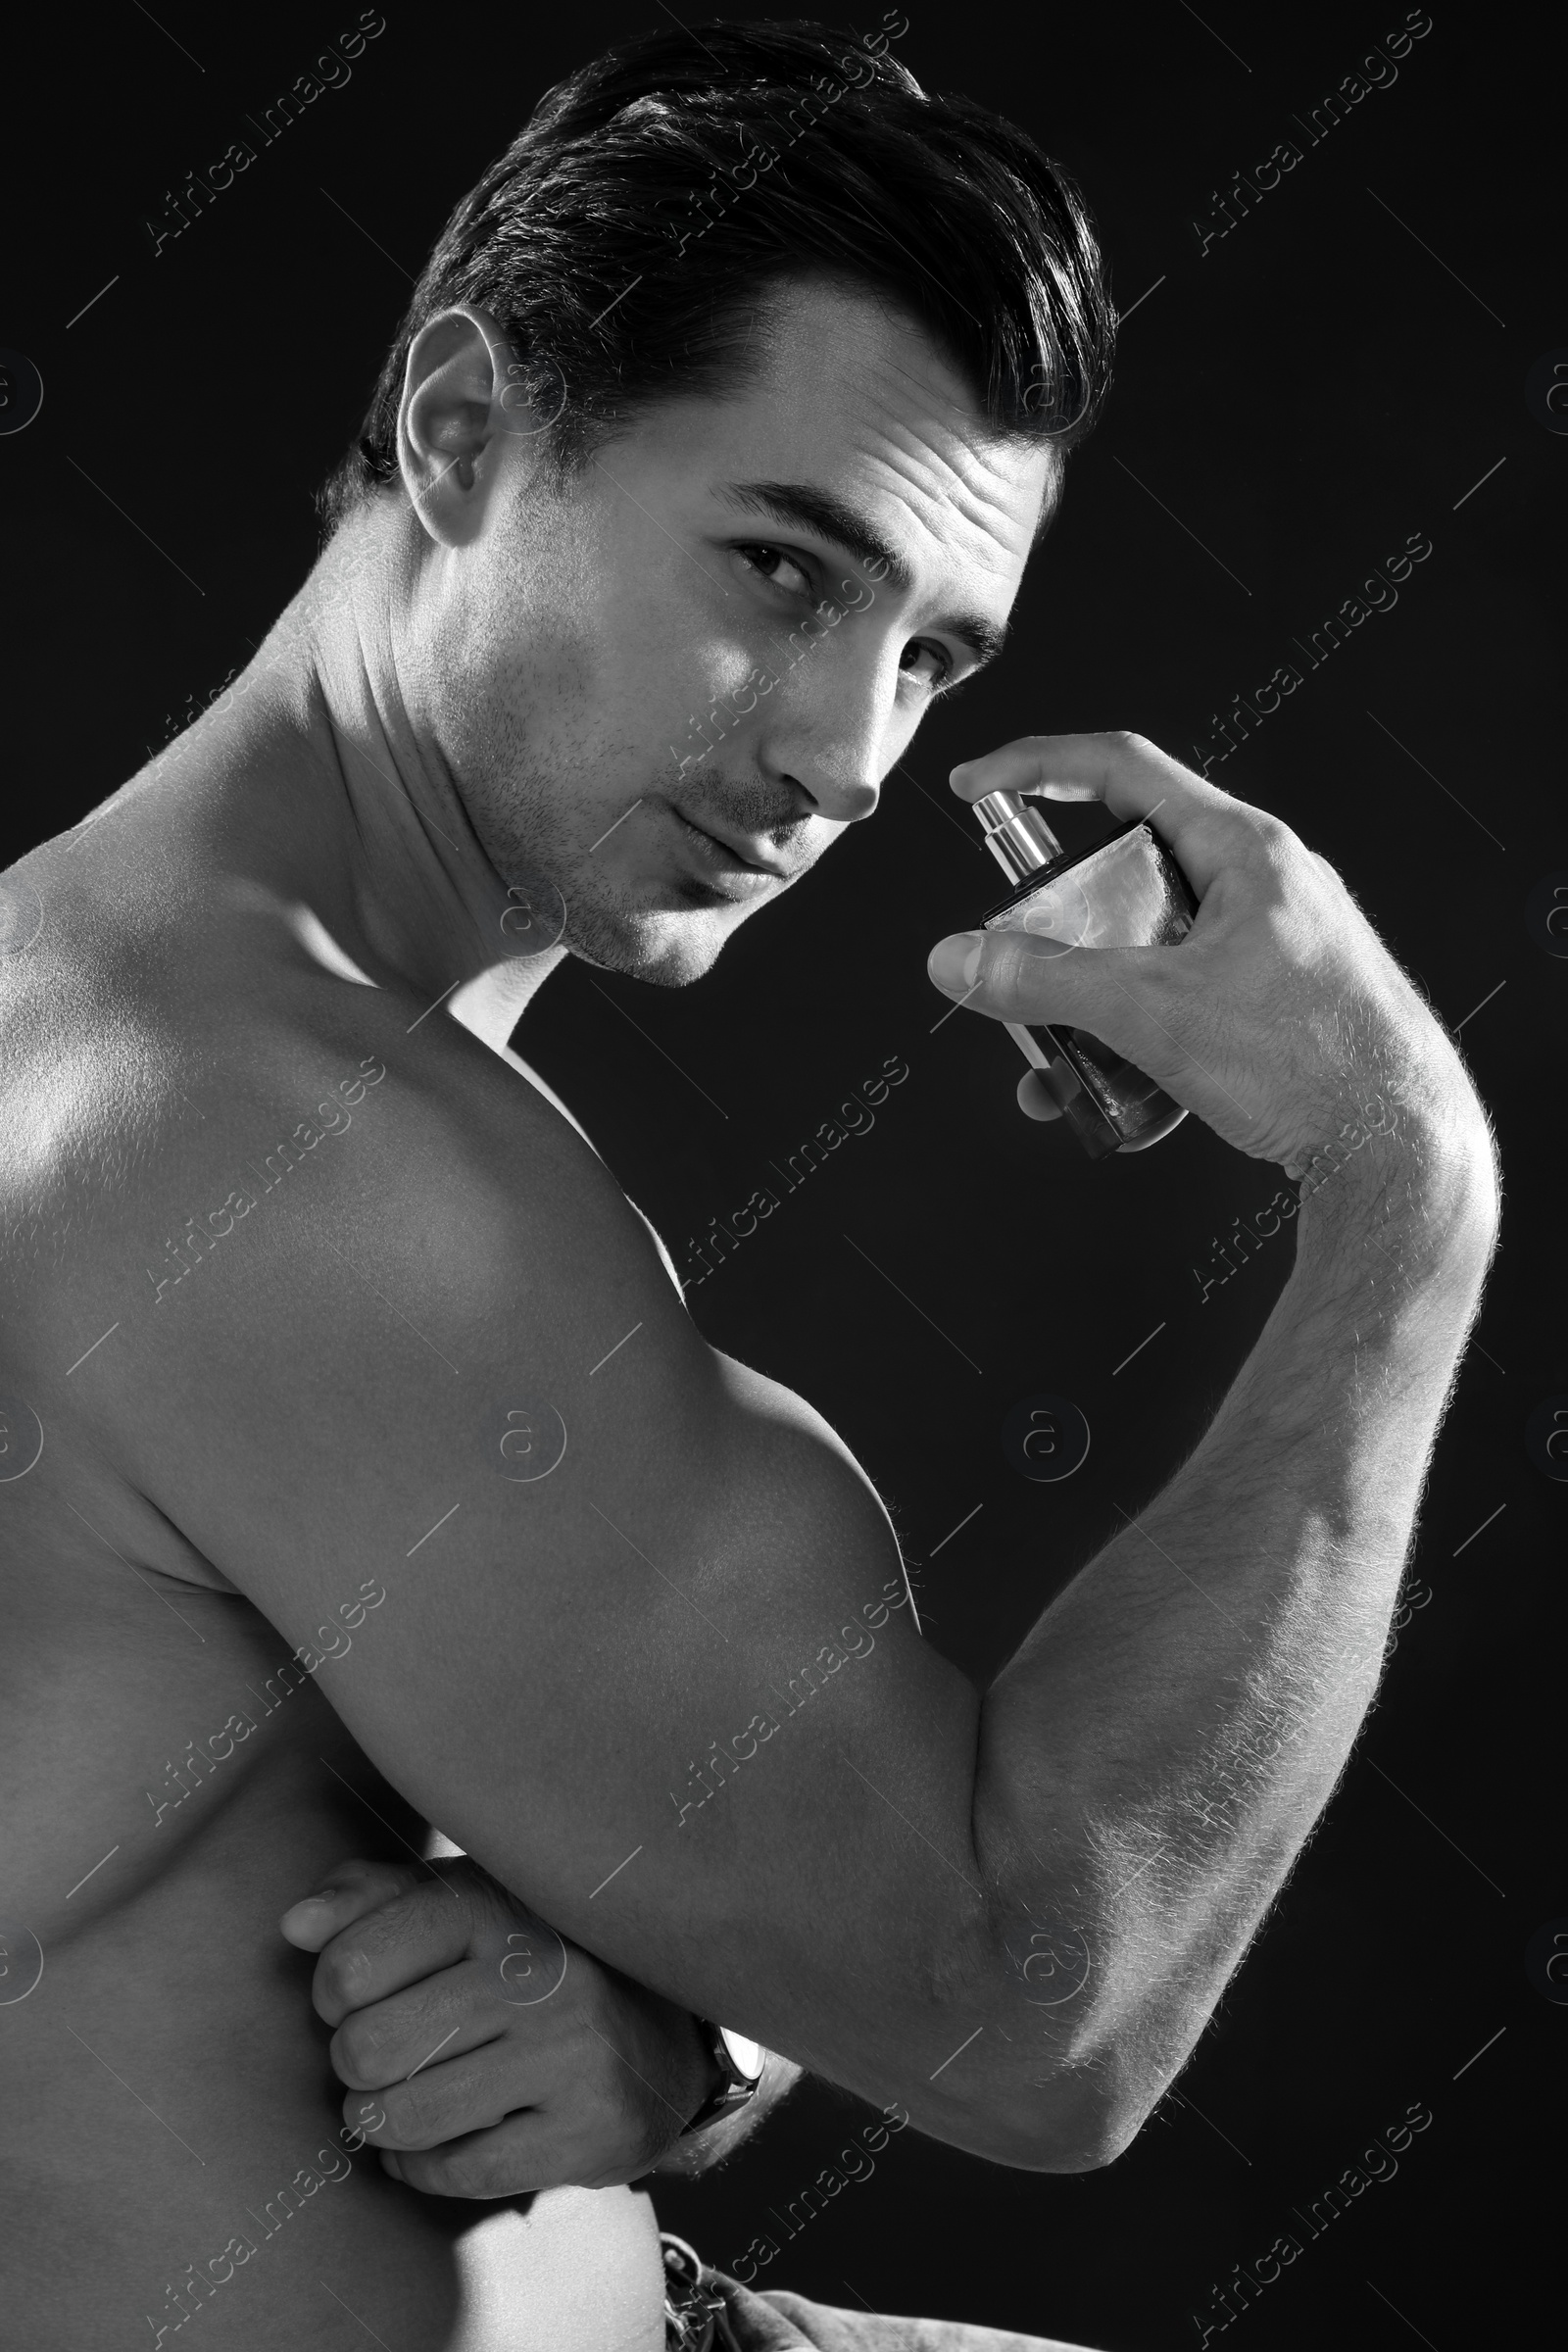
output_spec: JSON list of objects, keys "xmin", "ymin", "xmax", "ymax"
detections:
[
  {"xmin": 937, "ymin": 737, "xmax": 1496, "ymax": 2153},
  {"xmin": 87, "ymin": 736, "xmax": 1494, "ymax": 2174},
  {"xmin": 972, "ymin": 1128, "xmax": 1489, "ymax": 2147}
]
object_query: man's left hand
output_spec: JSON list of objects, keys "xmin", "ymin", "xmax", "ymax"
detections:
[{"xmin": 281, "ymin": 1854, "xmax": 720, "ymax": 2196}]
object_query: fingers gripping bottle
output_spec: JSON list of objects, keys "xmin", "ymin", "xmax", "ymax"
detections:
[{"xmin": 974, "ymin": 789, "xmax": 1199, "ymax": 1160}]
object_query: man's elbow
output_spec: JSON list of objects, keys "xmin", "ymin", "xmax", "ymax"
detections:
[
  {"xmin": 933, "ymin": 2077, "xmax": 1149, "ymax": 2177},
  {"xmin": 978, "ymin": 2112, "xmax": 1142, "ymax": 2177}
]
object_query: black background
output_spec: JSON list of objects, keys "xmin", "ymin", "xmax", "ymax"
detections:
[{"xmin": 3, "ymin": 1, "xmax": 1560, "ymax": 2344}]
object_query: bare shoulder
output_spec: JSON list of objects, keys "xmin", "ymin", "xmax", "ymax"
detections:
[{"xmin": 0, "ymin": 832, "xmax": 691, "ymax": 1512}]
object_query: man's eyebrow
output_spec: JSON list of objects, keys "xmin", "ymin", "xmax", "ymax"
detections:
[{"xmin": 715, "ymin": 479, "xmax": 1009, "ymax": 669}]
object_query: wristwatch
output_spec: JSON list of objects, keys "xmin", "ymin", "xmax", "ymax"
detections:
[{"xmin": 680, "ymin": 2021, "xmax": 765, "ymax": 2136}]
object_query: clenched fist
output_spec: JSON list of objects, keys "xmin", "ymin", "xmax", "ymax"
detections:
[{"xmin": 281, "ymin": 1855, "xmax": 719, "ymax": 2198}]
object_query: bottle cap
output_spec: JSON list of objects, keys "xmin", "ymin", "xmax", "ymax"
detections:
[{"xmin": 973, "ymin": 789, "xmax": 1064, "ymax": 882}]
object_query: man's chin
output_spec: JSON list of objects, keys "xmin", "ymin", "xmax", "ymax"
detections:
[{"xmin": 564, "ymin": 899, "xmax": 738, "ymax": 988}]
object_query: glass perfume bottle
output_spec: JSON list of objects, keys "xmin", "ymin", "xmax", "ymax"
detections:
[{"xmin": 973, "ymin": 789, "xmax": 1199, "ymax": 1160}]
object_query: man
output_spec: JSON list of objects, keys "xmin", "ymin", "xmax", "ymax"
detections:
[{"xmin": 0, "ymin": 19, "xmax": 1495, "ymax": 2351}]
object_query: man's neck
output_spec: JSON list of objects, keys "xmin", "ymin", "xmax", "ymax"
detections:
[{"xmin": 137, "ymin": 503, "xmax": 565, "ymax": 1055}]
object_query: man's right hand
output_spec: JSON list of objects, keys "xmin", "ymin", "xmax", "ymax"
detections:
[
  {"xmin": 280, "ymin": 1856, "xmax": 721, "ymax": 2196},
  {"xmin": 927, "ymin": 731, "xmax": 1491, "ymax": 1187}
]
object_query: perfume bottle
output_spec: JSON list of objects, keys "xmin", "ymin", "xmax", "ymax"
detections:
[{"xmin": 973, "ymin": 790, "xmax": 1199, "ymax": 1160}]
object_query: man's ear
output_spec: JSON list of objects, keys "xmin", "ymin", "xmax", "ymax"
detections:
[{"xmin": 397, "ymin": 306, "xmax": 562, "ymax": 546}]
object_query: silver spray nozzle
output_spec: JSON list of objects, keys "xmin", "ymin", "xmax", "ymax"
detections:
[{"xmin": 972, "ymin": 789, "xmax": 1064, "ymax": 883}]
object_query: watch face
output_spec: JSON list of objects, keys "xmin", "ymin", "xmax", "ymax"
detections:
[{"xmin": 719, "ymin": 2028, "xmax": 765, "ymax": 2083}]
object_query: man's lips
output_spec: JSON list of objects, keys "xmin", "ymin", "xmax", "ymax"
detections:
[{"xmin": 669, "ymin": 806, "xmax": 794, "ymax": 881}]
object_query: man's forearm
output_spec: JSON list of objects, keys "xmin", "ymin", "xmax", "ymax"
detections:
[{"xmin": 962, "ymin": 1114, "xmax": 1497, "ymax": 2165}]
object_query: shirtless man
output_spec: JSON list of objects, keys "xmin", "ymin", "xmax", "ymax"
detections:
[{"xmin": 0, "ymin": 20, "xmax": 1496, "ymax": 2351}]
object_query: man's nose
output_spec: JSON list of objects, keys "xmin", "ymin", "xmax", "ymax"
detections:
[{"xmin": 756, "ymin": 662, "xmax": 887, "ymax": 827}]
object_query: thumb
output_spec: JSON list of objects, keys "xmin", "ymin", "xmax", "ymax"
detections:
[
  {"xmin": 279, "ymin": 1857, "xmax": 430, "ymax": 1952},
  {"xmin": 926, "ymin": 927, "xmax": 1197, "ymax": 1095},
  {"xmin": 927, "ymin": 926, "xmax": 1118, "ymax": 1029}
]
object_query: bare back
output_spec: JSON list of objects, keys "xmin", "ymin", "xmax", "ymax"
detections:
[{"xmin": 0, "ymin": 784, "xmax": 667, "ymax": 2350}]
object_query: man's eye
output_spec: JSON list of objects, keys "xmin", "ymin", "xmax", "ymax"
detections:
[
  {"xmin": 735, "ymin": 543, "xmax": 814, "ymax": 597},
  {"xmin": 735, "ymin": 544, "xmax": 952, "ymax": 690},
  {"xmin": 901, "ymin": 641, "xmax": 953, "ymax": 690}
]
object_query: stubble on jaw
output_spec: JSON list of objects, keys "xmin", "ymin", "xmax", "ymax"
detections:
[
  {"xmin": 460, "ymin": 711, "xmax": 817, "ymax": 985},
  {"xmin": 426, "ymin": 495, "xmax": 817, "ymax": 987},
  {"xmin": 554, "ymin": 783, "xmax": 784, "ymax": 987}
]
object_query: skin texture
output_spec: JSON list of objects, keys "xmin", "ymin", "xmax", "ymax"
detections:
[
  {"xmin": 0, "ymin": 275, "xmax": 1495, "ymax": 2346},
  {"xmin": 241, "ymin": 274, "xmax": 1054, "ymax": 1049},
  {"xmin": 0, "ymin": 279, "xmax": 1053, "ymax": 2351},
  {"xmin": 376, "ymin": 279, "xmax": 1053, "ymax": 996}
]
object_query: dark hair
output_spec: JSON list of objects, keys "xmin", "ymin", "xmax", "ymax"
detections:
[{"xmin": 317, "ymin": 15, "xmax": 1116, "ymax": 533}]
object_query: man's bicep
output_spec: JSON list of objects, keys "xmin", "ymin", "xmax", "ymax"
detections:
[
  {"xmin": 122, "ymin": 1085, "xmax": 981, "ymax": 2086},
  {"xmin": 321, "ymin": 1337, "xmax": 974, "ymax": 2046}
]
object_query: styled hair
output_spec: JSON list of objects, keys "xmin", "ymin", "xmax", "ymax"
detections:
[{"xmin": 317, "ymin": 15, "xmax": 1116, "ymax": 532}]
